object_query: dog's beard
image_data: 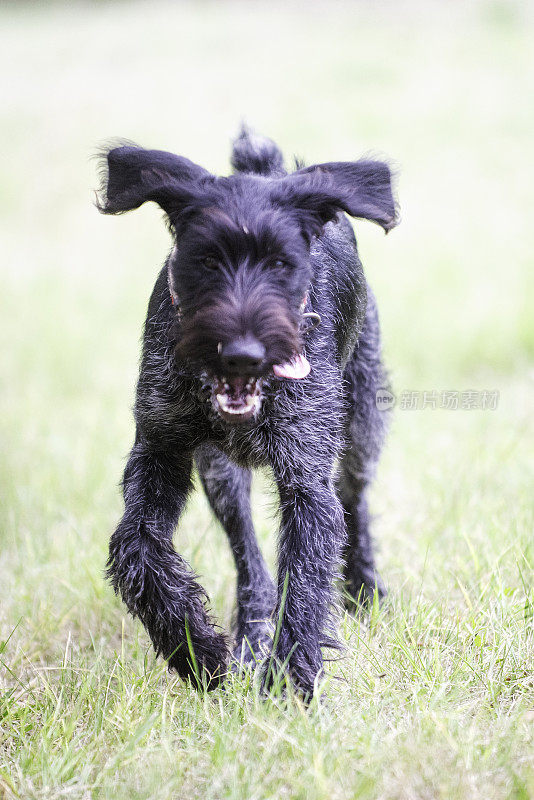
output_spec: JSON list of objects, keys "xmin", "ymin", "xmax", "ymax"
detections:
[{"xmin": 175, "ymin": 293, "xmax": 309, "ymax": 424}]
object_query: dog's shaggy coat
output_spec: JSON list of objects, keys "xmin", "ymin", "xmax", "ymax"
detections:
[{"xmin": 97, "ymin": 127, "xmax": 398, "ymax": 697}]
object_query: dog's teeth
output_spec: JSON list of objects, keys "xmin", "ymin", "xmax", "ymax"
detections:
[
  {"xmin": 214, "ymin": 374, "xmax": 262, "ymax": 420},
  {"xmin": 225, "ymin": 405, "xmax": 246, "ymax": 415}
]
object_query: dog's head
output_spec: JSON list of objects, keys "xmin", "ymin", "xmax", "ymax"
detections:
[{"xmin": 96, "ymin": 142, "xmax": 397, "ymax": 424}]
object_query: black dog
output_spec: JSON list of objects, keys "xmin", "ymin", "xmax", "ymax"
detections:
[{"xmin": 97, "ymin": 127, "xmax": 398, "ymax": 698}]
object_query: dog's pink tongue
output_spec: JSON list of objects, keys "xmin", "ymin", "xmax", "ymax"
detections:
[{"xmin": 273, "ymin": 353, "xmax": 310, "ymax": 379}]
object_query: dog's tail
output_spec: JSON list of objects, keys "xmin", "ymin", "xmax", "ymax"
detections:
[{"xmin": 231, "ymin": 124, "xmax": 286, "ymax": 177}]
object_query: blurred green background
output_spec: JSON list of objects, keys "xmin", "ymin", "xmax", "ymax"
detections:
[{"xmin": 0, "ymin": 2, "xmax": 532, "ymax": 799}]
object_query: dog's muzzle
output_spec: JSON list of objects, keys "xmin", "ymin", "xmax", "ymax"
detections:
[{"xmin": 184, "ymin": 287, "xmax": 320, "ymax": 425}]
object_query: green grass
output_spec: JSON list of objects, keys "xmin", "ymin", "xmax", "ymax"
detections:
[{"xmin": 0, "ymin": 1, "xmax": 533, "ymax": 798}]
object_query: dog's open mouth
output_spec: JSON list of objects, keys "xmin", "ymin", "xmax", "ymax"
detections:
[
  {"xmin": 211, "ymin": 354, "xmax": 311, "ymax": 424},
  {"xmin": 214, "ymin": 376, "xmax": 263, "ymax": 423}
]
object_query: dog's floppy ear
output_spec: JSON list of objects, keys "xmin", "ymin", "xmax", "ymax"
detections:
[
  {"xmin": 279, "ymin": 160, "xmax": 399, "ymax": 238},
  {"xmin": 95, "ymin": 142, "xmax": 213, "ymax": 219}
]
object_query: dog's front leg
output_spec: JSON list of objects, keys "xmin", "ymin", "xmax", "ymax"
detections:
[
  {"xmin": 269, "ymin": 465, "xmax": 345, "ymax": 699},
  {"xmin": 107, "ymin": 440, "xmax": 229, "ymax": 688}
]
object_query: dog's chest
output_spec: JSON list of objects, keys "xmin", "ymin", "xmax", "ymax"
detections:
[{"xmin": 208, "ymin": 424, "xmax": 271, "ymax": 469}]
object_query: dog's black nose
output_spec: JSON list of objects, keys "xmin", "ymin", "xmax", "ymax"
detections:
[{"xmin": 220, "ymin": 335, "xmax": 266, "ymax": 374}]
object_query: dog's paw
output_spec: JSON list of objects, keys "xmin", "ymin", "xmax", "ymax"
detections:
[
  {"xmin": 344, "ymin": 570, "xmax": 387, "ymax": 614},
  {"xmin": 167, "ymin": 628, "xmax": 229, "ymax": 690},
  {"xmin": 261, "ymin": 631, "xmax": 322, "ymax": 702},
  {"xmin": 231, "ymin": 623, "xmax": 272, "ymax": 673}
]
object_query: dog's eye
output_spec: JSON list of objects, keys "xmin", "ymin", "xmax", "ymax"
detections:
[
  {"xmin": 274, "ymin": 259, "xmax": 285, "ymax": 269},
  {"xmin": 203, "ymin": 257, "xmax": 219, "ymax": 271}
]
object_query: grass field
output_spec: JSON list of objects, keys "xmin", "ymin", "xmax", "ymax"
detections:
[{"xmin": 1, "ymin": 1, "xmax": 533, "ymax": 798}]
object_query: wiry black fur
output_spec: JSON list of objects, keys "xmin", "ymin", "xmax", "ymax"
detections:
[{"xmin": 97, "ymin": 127, "xmax": 398, "ymax": 698}]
